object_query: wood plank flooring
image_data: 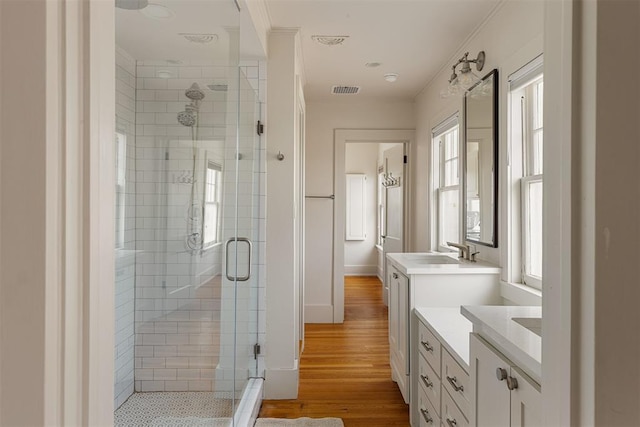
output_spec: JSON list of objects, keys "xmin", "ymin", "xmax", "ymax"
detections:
[{"xmin": 259, "ymin": 276, "xmax": 410, "ymax": 426}]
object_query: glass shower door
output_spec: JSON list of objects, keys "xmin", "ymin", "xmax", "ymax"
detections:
[{"xmin": 114, "ymin": 0, "xmax": 262, "ymax": 425}]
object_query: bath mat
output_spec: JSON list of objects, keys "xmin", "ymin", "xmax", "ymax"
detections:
[
  {"xmin": 149, "ymin": 417, "xmax": 231, "ymax": 427},
  {"xmin": 255, "ymin": 418, "xmax": 344, "ymax": 427}
]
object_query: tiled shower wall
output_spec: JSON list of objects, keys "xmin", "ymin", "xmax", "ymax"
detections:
[
  {"xmin": 132, "ymin": 60, "xmax": 265, "ymax": 393},
  {"xmin": 114, "ymin": 46, "xmax": 137, "ymax": 409}
]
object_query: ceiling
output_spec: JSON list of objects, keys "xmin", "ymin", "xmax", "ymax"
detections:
[
  {"xmin": 115, "ymin": 0, "xmax": 501, "ymax": 101},
  {"xmin": 265, "ymin": 0, "xmax": 501, "ymax": 101}
]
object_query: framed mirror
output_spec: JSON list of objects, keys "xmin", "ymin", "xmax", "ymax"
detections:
[{"xmin": 464, "ymin": 69, "xmax": 498, "ymax": 247}]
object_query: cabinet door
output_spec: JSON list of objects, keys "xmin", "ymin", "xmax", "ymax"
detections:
[
  {"xmin": 397, "ymin": 271, "xmax": 409, "ymax": 375},
  {"xmin": 470, "ymin": 333, "xmax": 511, "ymax": 427},
  {"xmin": 388, "ymin": 268, "xmax": 399, "ymax": 356},
  {"xmin": 510, "ymin": 366, "xmax": 542, "ymax": 427}
]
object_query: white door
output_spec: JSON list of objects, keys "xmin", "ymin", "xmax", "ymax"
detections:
[{"xmin": 382, "ymin": 144, "xmax": 405, "ymax": 304}]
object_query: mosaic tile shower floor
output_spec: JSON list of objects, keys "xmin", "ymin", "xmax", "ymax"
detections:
[{"xmin": 115, "ymin": 392, "xmax": 234, "ymax": 427}]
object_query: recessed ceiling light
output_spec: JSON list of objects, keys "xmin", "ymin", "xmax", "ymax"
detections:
[
  {"xmin": 312, "ymin": 35, "xmax": 349, "ymax": 46},
  {"xmin": 365, "ymin": 62, "xmax": 382, "ymax": 68},
  {"xmin": 156, "ymin": 70, "xmax": 173, "ymax": 78},
  {"xmin": 384, "ymin": 73, "xmax": 399, "ymax": 83},
  {"xmin": 140, "ymin": 3, "xmax": 174, "ymax": 20}
]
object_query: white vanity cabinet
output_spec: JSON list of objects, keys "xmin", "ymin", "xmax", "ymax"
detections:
[
  {"xmin": 412, "ymin": 308, "xmax": 473, "ymax": 427},
  {"xmin": 385, "ymin": 254, "xmax": 501, "ymax": 404},
  {"xmin": 470, "ymin": 333, "xmax": 542, "ymax": 427},
  {"xmin": 388, "ymin": 266, "xmax": 410, "ymax": 402}
]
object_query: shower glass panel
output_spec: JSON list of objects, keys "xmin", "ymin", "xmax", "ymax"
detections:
[{"xmin": 114, "ymin": 1, "xmax": 261, "ymax": 425}]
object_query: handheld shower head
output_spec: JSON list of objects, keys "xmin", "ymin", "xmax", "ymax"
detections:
[
  {"xmin": 177, "ymin": 106, "xmax": 197, "ymax": 127},
  {"xmin": 185, "ymin": 83, "xmax": 205, "ymax": 101}
]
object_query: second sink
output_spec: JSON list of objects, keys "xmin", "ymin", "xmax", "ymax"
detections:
[{"xmin": 512, "ymin": 317, "xmax": 542, "ymax": 337}]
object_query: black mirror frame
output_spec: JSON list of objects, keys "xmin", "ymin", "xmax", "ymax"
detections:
[{"xmin": 463, "ymin": 69, "xmax": 498, "ymax": 248}]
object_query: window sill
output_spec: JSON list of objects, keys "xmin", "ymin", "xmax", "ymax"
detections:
[
  {"xmin": 500, "ymin": 281, "xmax": 542, "ymax": 306},
  {"xmin": 201, "ymin": 241, "xmax": 223, "ymax": 254}
]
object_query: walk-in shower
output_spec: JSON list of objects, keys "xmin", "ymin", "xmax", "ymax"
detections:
[{"xmin": 114, "ymin": 1, "xmax": 264, "ymax": 425}]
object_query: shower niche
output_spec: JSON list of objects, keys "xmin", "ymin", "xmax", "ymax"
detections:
[{"xmin": 114, "ymin": 1, "xmax": 265, "ymax": 425}]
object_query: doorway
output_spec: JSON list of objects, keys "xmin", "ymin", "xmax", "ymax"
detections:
[
  {"xmin": 332, "ymin": 129, "xmax": 414, "ymax": 323},
  {"xmin": 344, "ymin": 142, "xmax": 404, "ymax": 306}
]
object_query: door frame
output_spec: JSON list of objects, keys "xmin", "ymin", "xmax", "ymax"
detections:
[{"xmin": 333, "ymin": 129, "xmax": 414, "ymax": 323}]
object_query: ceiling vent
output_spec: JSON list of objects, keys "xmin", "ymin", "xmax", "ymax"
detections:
[
  {"xmin": 312, "ymin": 35, "xmax": 349, "ymax": 46},
  {"xmin": 331, "ymin": 85, "xmax": 361, "ymax": 95},
  {"xmin": 180, "ymin": 33, "xmax": 218, "ymax": 44},
  {"xmin": 207, "ymin": 84, "xmax": 228, "ymax": 92}
]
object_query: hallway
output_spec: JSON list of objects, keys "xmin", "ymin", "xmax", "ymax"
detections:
[{"xmin": 259, "ymin": 276, "xmax": 410, "ymax": 426}]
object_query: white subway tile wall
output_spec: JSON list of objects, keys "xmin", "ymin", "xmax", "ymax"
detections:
[
  {"xmin": 114, "ymin": 46, "xmax": 137, "ymax": 410},
  {"xmin": 131, "ymin": 59, "xmax": 265, "ymax": 395}
]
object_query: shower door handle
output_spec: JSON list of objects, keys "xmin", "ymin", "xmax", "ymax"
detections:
[{"xmin": 225, "ymin": 237, "xmax": 253, "ymax": 282}]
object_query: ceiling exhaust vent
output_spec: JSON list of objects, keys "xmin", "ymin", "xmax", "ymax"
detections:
[
  {"xmin": 312, "ymin": 35, "xmax": 349, "ymax": 46},
  {"xmin": 331, "ymin": 85, "xmax": 361, "ymax": 95},
  {"xmin": 180, "ymin": 33, "xmax": 218, "ymax": 44}
]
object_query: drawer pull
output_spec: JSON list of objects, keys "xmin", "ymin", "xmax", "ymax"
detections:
[
  {"xmin": 507, "ymin": 375, "xmax": 519, "ymax": 391},
  {"xmin": 446, "ymin": 418, "xmax": 458, "ymax": 427},
  {"xmin": 496, "ymin": 367, "xmax": 508, "ymax": 381},
  {"xmin": 420, "ymin": 374, "xmax": 433, "ymax": 388},
  {"xmin": 420, "ymin": 408, "xmax": 433, "ymax": 424},
  {"xmin": 421, "ymin": 340, "xmax": 434, "ymax": 352},
  {"xmin": 446, "ymin": 375, "xmax": 464, "ymax": 392}
]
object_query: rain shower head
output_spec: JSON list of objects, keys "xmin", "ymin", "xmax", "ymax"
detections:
[{"xmin": 185, "ymin": 83, "xmax": 205, "ymax": 101}]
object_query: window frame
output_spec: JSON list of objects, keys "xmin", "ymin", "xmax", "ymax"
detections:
[
  {"xmin": 432, "ymin": 116, "xmax": 461, "ymax": 253},
  {"xmin": 202, "ymin": 160, "xmax": 223, "ymax": 249},
  {"xmin": 114, "ymin": 130, "xmax": 127, "ymax": 250},
  {"xmin": 521, "ymin": 173, "xmax": 543, "ymax": 289},
  {"xmin": 507, "ymin": 55, "xmax": 544, "ymax": 292}
]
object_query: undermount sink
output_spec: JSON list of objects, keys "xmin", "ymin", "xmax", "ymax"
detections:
[
  {"xmin": 512, "ymin": 317, "xmax": 542, "ymax": 337},
  {"xmin": 402, "ymin": 254, "xmax": 460, "ymax": 265}
]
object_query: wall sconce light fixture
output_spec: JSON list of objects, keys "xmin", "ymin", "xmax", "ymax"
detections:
[{"xmin": 440, "ymin": 51, "xmax": 486, "ymax": 98}]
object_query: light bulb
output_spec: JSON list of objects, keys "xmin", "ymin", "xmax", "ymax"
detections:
[{"xmin": 457, "ymin": 70, "xmax": 481, "ymax": 90}]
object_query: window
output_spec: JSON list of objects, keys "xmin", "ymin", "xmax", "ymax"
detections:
[
  {"xmin": 432, "ymin": 116, "xmax": 460, "ymax": 252},
  {"xmin": 115, "ymin": 131, "xmax": 127, "ymax": 249},
  {"xmin": 510, "ymin": 56, "xmax": 543, "ymax": 290},
  {"xmin": 203, "ymin": 161, "xmax": 222, "ymax": 248}
]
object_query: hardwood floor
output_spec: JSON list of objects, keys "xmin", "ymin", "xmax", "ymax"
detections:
[{"xmin": 259, "ymin": 276, "xmax": 410, "ymax": 426}]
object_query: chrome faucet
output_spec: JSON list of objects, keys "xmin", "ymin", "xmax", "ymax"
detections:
[{"xmin": 446, "ymin": 241, "xmax": 479, "ymax": 262}]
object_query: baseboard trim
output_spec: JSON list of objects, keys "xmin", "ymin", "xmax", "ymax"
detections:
[
  {"xmin": 264, "ymin": 363, "xmax": 299, "ymax": 399},
  {"xmin": 344, "ymin": 264, "xmax": 378, "ymax": 276},
  {"xmin": 304, "ymin": 304, "xmax": 334, "ymax": 323}
]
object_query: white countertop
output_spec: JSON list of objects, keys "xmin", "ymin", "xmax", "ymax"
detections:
[
  {"xmin": 414, "ymin": 307, "xmax": 473, "ymax": 371},
  {"xmin": 461, "ymin": 305, "xmax": 542, "ymax": 384},
  {"xmin": 387, "ymin": 252, "xmax": 501, "ymax": 275}
]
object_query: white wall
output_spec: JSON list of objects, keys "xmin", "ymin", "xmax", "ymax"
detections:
[
  {"xmin": 1, "ymin": 3, "xmax": 49, "ymax": 424},
  {"xmin": 412, "ymin": 0, "xmax": 544, "ymax": 304},
  {"xmin": 304, "ymin": 101, "xmax": 414, "ymax": 322},
  {"xmin": 576, "ymin": 1, "xmax": 640, "ymax": 424},
  {"xmin": 344, "ymin": 143, "xmax": 379, "ymax": 275},
  {"xmin": 265, "ymin": 29, "xmax": 303, "ymax": 399}
]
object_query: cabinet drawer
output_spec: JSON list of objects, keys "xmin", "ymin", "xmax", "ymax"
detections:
[
  {"xmin": 418, "ymin": 386, "xmax": 440, "ymax": 427},
  {"xmin": 418, "ymin": 353, "xmax": 441, "ymax": 414},
  {"xmin": 442, "ymin": 388, "xmax": 469, "ymax": 427},
  {"xmin": 442, "ymin": 349, "xmax": 470, "ymax": 416},
  {"xmin": 418, "ymin": 322, "xmax": 441, "ymax": 374}
]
